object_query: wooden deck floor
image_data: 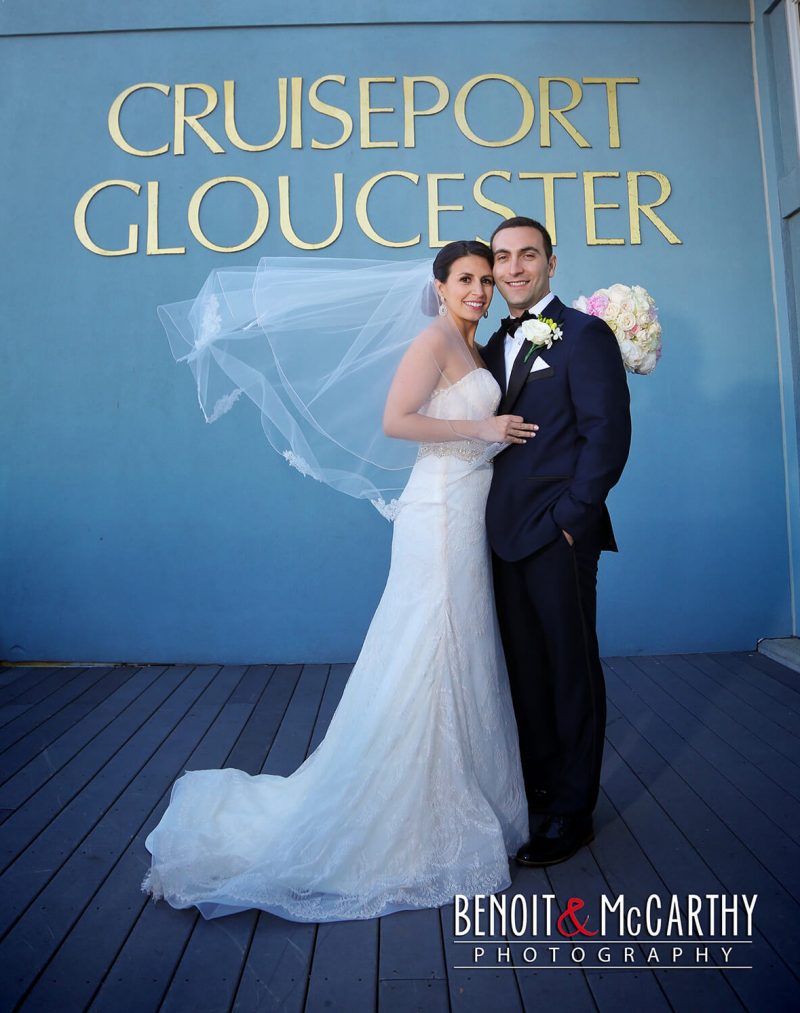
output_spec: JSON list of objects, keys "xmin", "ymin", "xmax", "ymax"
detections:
[{"xmin": 0, "ymin": 652, "xmax": 798, "ymax": 1012}]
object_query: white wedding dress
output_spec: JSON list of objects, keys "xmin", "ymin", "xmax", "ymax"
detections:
[{"xmin": 141, "ymin": 367, "xmax": 528, "ymax": 922}]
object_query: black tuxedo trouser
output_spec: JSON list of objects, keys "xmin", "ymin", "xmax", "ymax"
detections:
[{"xmin": 492, "ymin": 532, "xmax": 606, "ymax": 819}]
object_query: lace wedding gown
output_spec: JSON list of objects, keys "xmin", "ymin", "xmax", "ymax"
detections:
[{"xmin": 141, "ymin": 367, "xmax": 528, "ymax": 922}]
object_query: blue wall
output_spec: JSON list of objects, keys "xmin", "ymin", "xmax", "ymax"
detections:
[{"xmin": 1, "ymin": 2, "xmax": 792, "ymax": 661}]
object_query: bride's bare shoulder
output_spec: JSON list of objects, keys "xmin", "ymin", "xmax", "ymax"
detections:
[{"xmin": 405, "ymin": 322, "xmax": 462, "ymax": 362}]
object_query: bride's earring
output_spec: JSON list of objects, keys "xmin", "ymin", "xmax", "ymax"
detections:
[
  {"xmin": 438, "ymin": 299, "xmax": 448, "ymax": 317},
  {"xmin": 483, "ymin": 310, "xmax": 489, "ymax": 318}
]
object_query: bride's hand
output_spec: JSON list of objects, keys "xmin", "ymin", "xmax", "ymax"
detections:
[{"xmin": 475, "ymin": 415, "xmax": 538, "ymax": 444}]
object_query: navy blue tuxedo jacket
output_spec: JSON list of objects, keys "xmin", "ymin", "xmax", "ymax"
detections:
[{"xmin": 482, "ymin": 296, "xmax": 631, "ymax": 561}]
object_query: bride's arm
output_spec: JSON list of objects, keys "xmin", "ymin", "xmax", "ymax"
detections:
[{"xmin": 382, "ymin": 331, "xmax": 534, "ymax": 445}]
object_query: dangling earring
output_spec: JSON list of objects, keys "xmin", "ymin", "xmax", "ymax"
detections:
[
  {"xmin": 438, "ymin": 300, "xmax": 448, "ymax": 317},
  {"xmin": 483, "ymin": 310, "xmax": 489, "ymax": 319}
]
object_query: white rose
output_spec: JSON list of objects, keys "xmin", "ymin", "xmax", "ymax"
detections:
[
  {"xmin": 520, "ymin": 319, "xmax": 554, "ymax": 347},
  {"xmin": 634, "ymin": 293, "xmax": 650, "ymax": 315},
  {"xmin": 620, "ymin": 297, "xmax": 636, "ymax": 314},
  {"xmin": 618, "ymin": 311, "xmax": 636, "ymax": 332},
  {"xmin": 607, "ymin": 283, "xmax": 629, "ymax": 299},
  {"xmin": 638, "ymin": 351, "xmax": 658, "ymax": 374},
  {"xmin": 604, "ymin": 302, "xmax": 620, "ymax": 321},
  {"xmin": 621, "ymin": 339, "xmax": 645, "ymax": 369}
]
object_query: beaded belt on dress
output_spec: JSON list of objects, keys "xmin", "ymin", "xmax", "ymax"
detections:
[{"xmin": 416, "ymin": 440, "xmax": 487, "ymax": 462}]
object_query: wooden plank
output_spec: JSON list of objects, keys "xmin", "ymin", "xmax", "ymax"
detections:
[
  {"xmin": 714, "ymin": 652, "xmax": 800, "ymax": 711},
  {"xmin": 698, "ymin": 652, "xmax": 800, "ymax": 721},
  {"xmin": 611, "ymin": 656, "xmax": 797, "ymax": 790},
  {"xmin": 605, "ymin": 659, "xmax": 800, "ymax": 903},
  {"xmin": 307, "ymin": 664, "xmax": 351, "ymax": 752},
  {"xmin": 1, "ymin": 651, "xmax": 798, "ymax": 1011},
  {"xmin": 379, "ymin": 978, "xmax": 449, "ymax": 1012},
  {"xmin": 19, "ymin": 665, "xmax": 272, "ymax": 1013},
  {"xmin": 613, "ymin": 655, "xmax": 800, "ymax": 837},
  {"xmin": 441, "ymin": 893, "xmax": 524, "ymax": 1012},
  {"xmin": 544, "ymin": 826, "xmax": 672, "ymax": 1010},
  {"xmin": 510, "ymin": 864, "xmax": 609, "ymax": 1011},
  {"xmin": 0, "ymin": 666, "xmax": 164, "ymax": 805},
  {"xmin": 735, "ymin": 651, "xmax": 800, "ymax": 694},
  {"xmin": 0, "ymin": 665, "xmax": 192, "ymax": 875},
  {"xmin": 304, "ymin": 919, "xmax": 379, "ymax": 1013},
  {"xmin": 86, "ymin": 666, "xmax": 301, "ymax": 1013},
  {"xmin": 603, "ymin": 667, "xmax": 800, "ymax": 1000},
  {"xmin": 231, "ymin": 916, "xmax": 315, "ymax": 1013},
  {"xmin": 0, "ymin": 667, "xmax": 113, "ymax": 749},
  {"xmin": 0, "ymin": 666, "xmax": 85, "ymax": 714},
  {"xmin": 0, "ymin": 666, "xmax": 128, "ymax": 769},
  {"xmin": 601, "ymin": 736, "xmax": 800, "ymax": 1010},
  {"xmin": 234, "ymin": 666, "xmax": 355, "ymax": 1013},
  {"xmin": 590, "ymin": 789, "xmax": 743, "ymax": 1010},
  {"xmin": 0, "ymin": 666, "xmax": 64, "ymax": 699},
  {"xmin": 0, "ymin": 665, "xmax": 203, "ymax": 921},
  {"xmin": 157, "ymin": 666, "xmax": 332, "ymax": 1013},
  {"xmin": 0, "ymin": 666, "xmax": 239, "ymax": 1009},
  {"xmin": 380, "ymin": 908, "xmax": 446, "ymax": 982},
  {"xmin": 675, "ymin": 655, "xmax": 800, "ymax": 757}
]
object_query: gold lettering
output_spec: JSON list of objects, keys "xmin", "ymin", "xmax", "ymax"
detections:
[
  {"xmin": 583, "ymin": 77, "xmax": 639, "ymax": 148},
  {"xmin": 309, "ymin": 75, "xmax": 353, "ymax": 149},
  {"xmin": 224, "ymin": 78, "xmax": 288, "ymax": 151},
  {"xmin": 403, "ymin": 76, "xmax": 449, "ymax": 147},
  {"xmin": 108, "ymin": 83, "xmax": 170, "ymax": 157},
  {"xmin": 74, "ymin": 179, "xmax": 141, "ymax": 256},
  {"xmin": 473, "ymin": 171, "xmax": 514, "ymax": 244},
  {"xmin": 583, "ymin": 171, "xmax": 624, "ymax": 245},
  {"xmin": 290, "ymin": 77, "xmax": 303, "ymax": 149},
  {"xmin": 518, "ymin": 172, "xmax": 577, "ymax": 244},
  {"xmin": 359, "ymin": 77, "xmax": 399, "ymax": 148},
  {"xmin": 146, "ymin": 181, "xmax": 185, "ymax": 255},
  {"xmin": 355, "ymin": 171, "xmax": 420, "ymax": 247},
  {"xmin": 454, "ymin": 75, "xmax": 534, "ymax": 147},
  {"xmin": 539, "ymin": 78, "xmax": 590, "ymax": 148},
  {"xmin": 627, "ymin": 171, "xmax": 682, "ymax": 244},
  {"xmin": 187, "ymin": 176, "xmax": 269, "ymax": 253},
  {"xmin": 278, "ymin": 173, "xmax": 344, "ymax": 249},
  {"xmin": 427, "ymin": 173, "xmax": 465, "ymax": 248},
  {"xmin": 174, "ymin": 84, "xmax": 223, "ymax": 156}
]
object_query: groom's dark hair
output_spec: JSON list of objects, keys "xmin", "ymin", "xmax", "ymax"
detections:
[{"xmin": 490, "ymin": 216, "xmax": 553, "ymax": 260}]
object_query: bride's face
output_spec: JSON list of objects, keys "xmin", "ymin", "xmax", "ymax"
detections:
[{"xmin": 436, "ymin": 255, "xmax": 494, "ymax": 329}]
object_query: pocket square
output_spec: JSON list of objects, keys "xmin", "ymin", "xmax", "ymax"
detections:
[{"xmin": 530, "ymin": 356, "xmax": 550, "ymax": 372}]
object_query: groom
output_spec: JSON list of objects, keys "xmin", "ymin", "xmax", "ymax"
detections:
[{"xmin": 482, "ymin": 217, "xmax": 631, "ymax": 866}]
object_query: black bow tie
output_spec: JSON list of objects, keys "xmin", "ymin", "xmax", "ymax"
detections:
[{"xmin": 499, "ymin": 309, "xmax": 538, "ymax": 338}]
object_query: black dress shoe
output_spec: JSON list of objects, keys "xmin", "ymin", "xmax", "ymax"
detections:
[{"xmin": 515, "ymin": 814, "xmax": 594, "ymax": 867}]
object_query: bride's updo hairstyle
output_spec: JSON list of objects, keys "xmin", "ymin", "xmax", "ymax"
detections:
[{"xmin": 421, "ymin": 240, "xmax": 494, "ymax": 315}]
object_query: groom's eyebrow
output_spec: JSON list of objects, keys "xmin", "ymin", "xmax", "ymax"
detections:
[{"xmin": 493, "ymin": 245, "xmax": 540, "ymax": 255}]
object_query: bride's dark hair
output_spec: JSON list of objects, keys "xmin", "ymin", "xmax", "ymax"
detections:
[
  {"xmin": 421, "ymin": 240, "xmax": 493, "ymax": 315},
  {"xmin": 432, "ymin": 240, "xmax": 493, "ymax": 281}
]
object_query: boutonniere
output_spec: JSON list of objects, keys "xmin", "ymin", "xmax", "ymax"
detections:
[{"xmin": 520, "ymin": 316, "xmax": 563, "ymax": 362}]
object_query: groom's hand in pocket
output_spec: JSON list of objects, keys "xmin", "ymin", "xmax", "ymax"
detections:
[{"xmin": 562, "ymin": 529, "xmax": 574, "ymax": 546}]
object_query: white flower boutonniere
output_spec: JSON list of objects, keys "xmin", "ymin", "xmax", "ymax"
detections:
[{"xmin": 520, "ymin": 316, "xmax": 563, "ymax": 363}]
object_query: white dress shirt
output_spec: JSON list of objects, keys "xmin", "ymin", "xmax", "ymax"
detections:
[{"xmin": 503, "ymin": 291, "xmax": 556, "ymax": 388}]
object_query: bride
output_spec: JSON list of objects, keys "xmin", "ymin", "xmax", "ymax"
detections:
[{"xmin": 141, "ymin": 240, "xmax": 538, "ymax": 922}]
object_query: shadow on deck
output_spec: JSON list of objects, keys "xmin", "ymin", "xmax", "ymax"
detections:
[{"xmin": 0, "ymin": 652, "xmax": 798, "ymax": 1012}]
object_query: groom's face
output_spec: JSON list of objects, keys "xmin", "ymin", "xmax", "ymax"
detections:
[{"xmin": 491, "ymin": 226, "xmax": 557, "ymax": 315}]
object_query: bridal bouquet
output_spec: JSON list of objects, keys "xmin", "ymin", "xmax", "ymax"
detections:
[{"xmin": 573, "ymin": 284, "xmax": 661, "ymax": 375}]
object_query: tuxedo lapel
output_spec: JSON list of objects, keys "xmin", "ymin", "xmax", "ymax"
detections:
[
  {"xmin": 499, "ymin": 296, "xmax": 566, "ymax": 414},
  {"xmin": 499, "ymin": 340, "xmax": 532, "ymax": 415}
]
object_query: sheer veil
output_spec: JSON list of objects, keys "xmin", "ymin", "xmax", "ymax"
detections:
[{"xmin": 157, "ymin": 256, "xmax": 502, "ymax": 518}]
